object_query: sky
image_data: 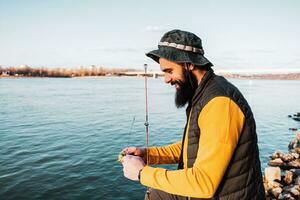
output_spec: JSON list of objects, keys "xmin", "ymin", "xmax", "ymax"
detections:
[{"xmin": 0, "ymin": 0, "xmax": 300, "ymax": 71}]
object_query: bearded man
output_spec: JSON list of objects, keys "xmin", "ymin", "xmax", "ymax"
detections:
[{"xmin": 121, "ymin": 29, "xmax": 265, "ymax": 200}]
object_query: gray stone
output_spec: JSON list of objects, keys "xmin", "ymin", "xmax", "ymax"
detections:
[
  {"xmin": 290, "ymin": 169, "xmax": 300, "ymax": 176},
  {"xmin": 290, "ymin": 186, "xmax": 300, "ymax": 196},
  {"xmin": 295, "ymin": 175, "xmax": 300, "ymax": 185},
  {"xmin": 278, "ymin": 192, "xmax": 294, "ymax": 200},
  {"xmin": 282, "ymin": 185, "xmax": 300, "ymax": 199}
]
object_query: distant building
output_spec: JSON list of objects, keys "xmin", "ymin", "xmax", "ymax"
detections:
[{"xmin": 1, "ymin": 71, "xmax": 9, "ymax": 76}]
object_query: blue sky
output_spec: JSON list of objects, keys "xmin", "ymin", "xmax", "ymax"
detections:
[{"xmin": 0, "ymin": 0, "xmax": 299, "ymax": 70}]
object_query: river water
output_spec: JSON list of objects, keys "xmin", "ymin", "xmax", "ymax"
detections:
[{"xmin": 1, "ymin": 77, "xmax": 300, "ymax": 200}]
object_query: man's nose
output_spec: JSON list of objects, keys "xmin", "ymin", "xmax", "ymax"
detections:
[{"xmin": 164, "ymin": 74, "xmax": 172, "ymax": 83}]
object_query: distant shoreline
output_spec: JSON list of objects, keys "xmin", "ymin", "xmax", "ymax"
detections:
[
  {"xmin": 1, "ymin": 73, "xmax": 300, "ymax": 80},
  {"xmin": 218, "ymin": 72, "xmax": 300, "ymax": 80},
  {"xmin": 1, "ymin": 66, "xmax": 300, "ymax": 80}
]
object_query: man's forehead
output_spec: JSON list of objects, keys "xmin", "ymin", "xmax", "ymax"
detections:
[{"xmin": 159, "ymin": 58, "xmax": 181, "ymax": 69}]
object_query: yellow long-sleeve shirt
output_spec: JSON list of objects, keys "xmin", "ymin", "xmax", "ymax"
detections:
[{"xmin": 140, "ymin": 96, "xmax": 245, "ymax": 198}]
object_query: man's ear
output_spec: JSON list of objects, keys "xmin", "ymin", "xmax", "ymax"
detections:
[
  {"xmin": 189, "ymin": 64, "xmax": 195, "ymax": 71},
  {"xmin": 184, "ymin": 63, "xmax": 195, "ymax": 71}
]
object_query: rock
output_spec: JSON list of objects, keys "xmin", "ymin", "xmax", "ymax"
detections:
[
  {"xmin": 264, "ymin": 178, "xmax": 282, "ymax": 192},
  {"xmin": 290, "ymin": 185, "xmax": 300, "ymax": 196},
  {"xmin": 289, "ymin": 128, "xmax": 298, "ymax": 131},
  {"xmin": 282, "ymin": 154, "xmax": 294, "ymax": 162},
  {"xmin": 265, "ymin": 167, "xmax": 281, "ymax": 182},
  {"xmin": 291, "ymin": 147, "xmax": 300, "ymax": 154},
  {"xmin": 278, "ymin": 192, "xmax": 294, "ymax": 200},
  {"xmin": 278, "ymin": 193, "xmax": 295, "ymax": 200},
  {"xmin": 269, "ymin": 158, "xmax": 284, "ymax": 167},
  {"xmin": 287, "ymin": 160, "xmax": 300, "ymax": 168},
  {"xmin": 270, "ymin": 180, "xmax": 282, "ymax": 188},
  {"xmin": 263, "ymin": 181, "xmax": 268, "ymax": 193},
  {"xmin": 272, "ymin": 151, "xmax": 285, "ymax": 159},
  {"xmin": 283, "ymin": 185, "xmax": 300, "ymax": 197},
  {"xmin": 291, "ymin": 153, "xmax": 299, "ymax": 159},
  {"xmin": 296, "ymin": 132, "xmax": 300, "ymax": 142},
  {"xmin": 290, "ymin": 169, "xmax": 300, "ymax": 176},
  {"xmin": 295, "ymin": 175, "xmax": 300, "ymax": 185},
  {"xmin": 288, "ymin": 133, "xmax": 300, "ymax": 150},
  {"xmin": 271, "ymin": 187, "xmax": 283, "ymax": 198},
  {"xmin": 289, "ymin": 141, "xmax": 295, "ymax": 150},
  {"xmin": 289, "ymin": 144, "xmax": 293, "ymax": 150},
  {"xmin": 282, "ymin": 185, "xmax": 300, "ymax": 199},
  {"xmin": 284, "ymin": 170, "xmax": 294, "ymax": 185}
]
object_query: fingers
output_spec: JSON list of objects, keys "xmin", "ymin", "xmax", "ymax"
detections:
[
  {"xmin": 122, "ymin": 147, "xmax": 137, "ymax": 155},
  {"xmin": 121, "ymin": 147, "xmax": 146, "ymax": 161}
]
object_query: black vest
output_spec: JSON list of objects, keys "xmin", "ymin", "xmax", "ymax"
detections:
[{"xmin": 178, "ymin": 69, "xmax": 265, "ymax": 200}]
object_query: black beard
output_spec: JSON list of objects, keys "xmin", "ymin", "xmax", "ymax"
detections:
[{"xmin": 175, "ymin": 70, "xmax": 197, "ymax": 108}]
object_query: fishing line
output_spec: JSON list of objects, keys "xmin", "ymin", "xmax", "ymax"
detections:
[{"xmin": 127, "ymin": 116, "xmax": 136, "ymax": 146}]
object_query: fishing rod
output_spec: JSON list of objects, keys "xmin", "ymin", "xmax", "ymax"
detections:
[
  {"xmin": 144, "ymin": 64, "xmax": 149, "ymax": 165},
  {"xmin": 144, "ymin": 64, "xmax": 151, "ymax": 199},
  {"xmin": 118, "ymin": 64, "xmax": 150, "ymax": 164},
  {"xmin": 118, "ymin": 64, "xmax": 151, "ymax": 199}
]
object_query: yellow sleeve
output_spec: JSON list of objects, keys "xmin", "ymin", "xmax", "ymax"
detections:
[
  {"xmin": 140, "ymin": 97, "xmax": 245, "ymax": 198},
  {"xmin": 147, "ymin": 141, "xmax": 182, "ymax": 165}
]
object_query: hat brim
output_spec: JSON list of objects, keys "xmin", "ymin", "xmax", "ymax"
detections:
[{"xmin": 146, "ymin": 46, "xmax": 213, "ymax": 67}]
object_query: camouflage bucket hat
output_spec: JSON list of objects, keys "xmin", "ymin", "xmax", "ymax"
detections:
[{"xmin": 146, "ymin": 29, "xmax": 213, "ymax": 67}]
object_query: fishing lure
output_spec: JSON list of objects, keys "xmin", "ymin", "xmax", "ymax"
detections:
[{"xmin": 118, "ymin": 151, "xmax": 126, "ymax": 162}]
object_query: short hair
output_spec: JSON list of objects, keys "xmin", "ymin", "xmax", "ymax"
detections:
[
  {"xmin": 194, "ymin": 63, "xmax": 212, "ymax": 71},
  {"xmin": 181, "ymin": 63, "xmax": 212, "ymax": 71}
]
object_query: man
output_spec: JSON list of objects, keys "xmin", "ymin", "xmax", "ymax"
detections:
[{"xmin": 121, "ymin": 29, "xmax": 265, "ymax": 200}]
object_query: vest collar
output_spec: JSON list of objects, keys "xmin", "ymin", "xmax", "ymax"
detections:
[{"xmin": 191, "ymin": 69, "xmax": 215, "ymax": 107}]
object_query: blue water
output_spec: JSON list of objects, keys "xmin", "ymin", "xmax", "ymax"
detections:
[{"xmin": 1, "ymin": 77, "xmax": 300, "ymax": 200}]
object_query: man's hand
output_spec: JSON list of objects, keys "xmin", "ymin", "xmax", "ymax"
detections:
[
  {"xmin": 122, "ymin": 147, "xmax": 146, "ymax": 156},
  {"xmin": 121, "ymin": 147, "xmax": 147, "ymax": 162},
  {"xmin": 122, "ymin": 155, "xmax": 145, "ymax": 181}
]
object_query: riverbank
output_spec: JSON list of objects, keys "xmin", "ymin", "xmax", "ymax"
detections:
[{"xmin": 0, "ymin": 66, "xmax": 138, "ymax": 78}]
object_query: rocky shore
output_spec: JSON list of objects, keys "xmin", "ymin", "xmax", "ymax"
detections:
[{"xmin": 264, "ymin": 132, "xmax": 300, "ymax": 199}]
